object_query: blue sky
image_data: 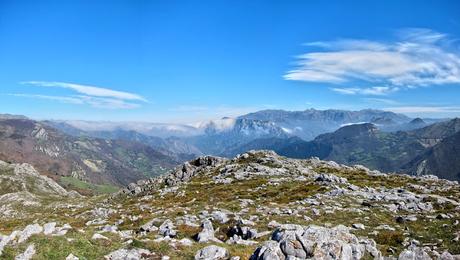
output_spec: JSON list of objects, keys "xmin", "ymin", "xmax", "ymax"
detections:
[{"xmin": 1, "ymin": 0, "xmax": 460, "ymax": 123}]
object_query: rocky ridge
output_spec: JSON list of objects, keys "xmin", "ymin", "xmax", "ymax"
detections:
[{"xmin": 0, "ymin": 150, "xmax": 459, "ymax": 259}]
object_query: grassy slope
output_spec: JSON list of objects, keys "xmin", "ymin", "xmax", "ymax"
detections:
[{"xmin": 1, "ymin": 153, "xmax": 459, "ymax": 259}]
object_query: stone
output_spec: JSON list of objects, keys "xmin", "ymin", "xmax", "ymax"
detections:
[
  {"xmin": 66, "ymin": 254, "xmax": 79, "ymax": 260},
  {"xmin": 194, "ymin": 245, "xmax": 229, "ymax": 260},
  {"xmin": 398, "ymin": 246, "xmax": 432, "ymax": 260},
  {"xmin": 54, "ymin": 224, "xmax": 72, "ymax": 236},
  {"xmin": 179, "ymin": 238, "xmax": 194, "ymax": 246},
  {"xmin": 92, "ymin": 233, "xmax": 109, "ymax": 240},
  {"xmin": 43, "ymin": 222, "xmax": 56, "ymax": 235},
  {"xmin": 250, "ymin": 241, "xmax": 284, "ymax": 260},
  {"xmin": 15, "ymin": 244, "xmax": 35, "ymax": 260},
  {"xmin": 439, "ymin": 251, "xmax": 455, "ymax": 260},
  {"xmin": 196, "ymin": 219, "xmax": 221, "ymax": 243},
  {"xmin": 212, "ymin": 211, "xmax": 230, "ymax": 224},
  {"xmin": 352, "ymin": 223, "xmax": 365, "ymax": 230},
  {"xmin": 139, "ymin": 220, "xmax": 158, "ymax": 233},
  {"xmin": 101, "ymin": 225, "xmax": 118, "ymax": 233},
  {"xmin": 18, "ymin": 224, "xmax": 43, "ymax": 243},
  {"xmin": 251, "ymin": 224, "xmax": 381, "ymax": 259},
  {"xmin": 0, "ymin": 230, "xmax": 20, "ymax": 255},
  {"xmin": 104, "ymin": 248, "xmax": 155, "ymax": 260},
  {"xmin": 159, "ymin": 219, "xmax": 177, "ymax": 237}
]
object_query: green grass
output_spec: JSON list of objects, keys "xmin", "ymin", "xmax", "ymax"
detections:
[{"xmin": 60, "ymin": 176, "xmax": 119, "ymax": 194}]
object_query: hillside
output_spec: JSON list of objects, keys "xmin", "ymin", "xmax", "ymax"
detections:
[
  {"xmin": 0, "ymin": 151, "xmax": 459, "ymax": 259},
  {"xmin": 229, "ymin": 119, "xmax": 460, "ymax": 180},
  {"xmin": 0, "ymin": 118, "xmax": 179, "ymax": 194},
  {"xmin": 45, "ymin": 121, "xmax": 202, "ymax": 161},
  {"xmin": 228, "ymin": 124, "xmax": 426, "ymax": 173},
  {"xmin": 405, "ymin": 131, "xmax": 460, "ymax": 180},
  {"xmin": 0, "ymin": 160, "xmax": 82, "ymax": 219}
]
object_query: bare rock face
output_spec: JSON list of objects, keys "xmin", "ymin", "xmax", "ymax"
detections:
[{"xmin": 251, "ymin": 224, "xmax": 381, "ymax": 260}]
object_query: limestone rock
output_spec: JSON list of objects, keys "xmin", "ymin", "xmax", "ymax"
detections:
[
  {"xmin": 18, "ymin": 224, "xmax": 43, "ymax": 244},
  {"xmin": 159, "ymin": 219, "xmax": 177, "ymax": 238},
  {"xmin": 15, "ymin": 244, "xmax": 35, "ymax": 260},
  {"xmin": 196, "ymin": 219, "xmax": 221, "ymax": 243},
  {"xmin": 195, "ymin": 245, "xmax": 229, "ymax": 260},
  {"xmin": 104, "ymin": 248, "xmax": 155, "ymax": 260},
  {"xmin": 251, "ymin": 224, "xmax": 381, "ymax": 259}
]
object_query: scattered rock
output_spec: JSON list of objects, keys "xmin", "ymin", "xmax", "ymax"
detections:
[
  {"xmin": 195, "ymin": 245, "xmax": 229, "ymax": 260},
  {"xmin": 92, "ymin": 233, "xmax": 109, "ymax": 240},
  {"xmin": 159, "ymin": 219, "xmax": 177, "ymax": 238},
  {"xmin": 196, "ymin": 219, "xmax": 221, "ymax": 243},
  {"xmin": 66, "ymin": 254, "xmax": 79, "ymax": 260},
  {"xmin": 43, "ymin": 222, "xmax": 56, "ymax": 235},
  {"xmin": 352, "ymin": 223, "xmax": 365, "ymax": 230},
  {"xmin": 398, "ymin": 246, "xmax": 432, "ymax": 260},
  {"xmin": 104, "ymin": 248, "xmax": 155, "ymax": 260},
  {"xmin": 212, "ymin": 211, "xmax": 230, "ymax": 224},
  {"xmin": 15, "ymin": 244, "xmax": 35, "ymax": 260},
  {"xmin": 18, "ymin": 224, "xmax": 43, "ymax": 243}
]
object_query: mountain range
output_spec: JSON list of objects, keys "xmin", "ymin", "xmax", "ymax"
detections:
[{"xmin": 1, "ymin": 109, "xmax": 459, "ymax": 188}]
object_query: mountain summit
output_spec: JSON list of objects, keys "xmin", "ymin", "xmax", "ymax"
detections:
[{"xmin": 1, "ymin": 150, "xmax": 459, "ymax": 259}]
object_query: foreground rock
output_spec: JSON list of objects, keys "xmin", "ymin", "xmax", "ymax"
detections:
[
  {"xmin": 104, "ymin": 248, "xmax": 156, "ymax": 260},
  {"xmin": 251, "ymin": 224, "xmax": 381, "ymax": 259},
  {"xmin": 195, "ymin": 245, "xmax": 229, "ymax": 260}
]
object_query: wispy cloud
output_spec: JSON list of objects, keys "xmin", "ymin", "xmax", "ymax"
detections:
[
  {"xmin": 7, "ymin": 93, "xmax": 84, "ymax": 104},
  {"xmin": 285, "ymin": 28, "xmax": 460, "ymax": 95},
  {"xmin": 22, "ymin": 81, "xmax": 147, "ymax": 102},
  {"xmin": 7, "ymin": 93, "xmax": 140, "ymax": 109},
  {"xmin": 14, "ymin": 81, "xmax": 146, "ymax": 109},
  {"xmin": 331, "ymin": 86, "xmax": 397, "ymax": 96}
]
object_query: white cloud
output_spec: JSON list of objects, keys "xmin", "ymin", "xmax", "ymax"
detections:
[
  {"xmin": 331, "ymin": 86, "xmax": 397, "ymax": 96},
  {"xmin": 285, "ymin": 28, "xmax": 460, "ymax": 94},
  {"xmin": 15, "ymin": 81, "xmax": 146, "ymax": 109},
  {"xmin": 7, "ymin": 93, "xmax": 140, "ymax": 109},
  {"xmin": 7, "ymin": 93, "xmax": 84, "ymax": 104},
  {"xmin": 21, "ymin": 81, "xmax": 147, "ymax": 102}
]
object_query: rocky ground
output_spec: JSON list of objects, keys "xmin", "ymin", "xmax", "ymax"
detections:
[{"xmin": 1, "ymin": 150, "xmax": 459, "ymax": 259}]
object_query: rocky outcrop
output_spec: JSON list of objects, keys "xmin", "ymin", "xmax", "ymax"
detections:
[
  {"xmin": 196, "ymin": 219, "xmax": 221, "ymax": 243},
  {"xmin": 117, "ymin": 155, "xmax": 226, "ymax": 197},
  {"xmin": 250, "ymin": 224, "xmax": 381, "ymax": 259}
]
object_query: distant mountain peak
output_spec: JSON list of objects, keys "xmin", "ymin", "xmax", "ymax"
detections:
[
  {"xmin": 334, "ymin": 123, "xmax": 379, "ymax": 137},
  {"xmin": 410, "ymin": 118, "xmax": 426, "ymax": 124}
]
